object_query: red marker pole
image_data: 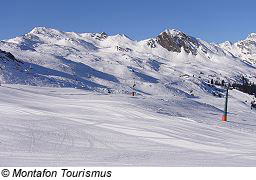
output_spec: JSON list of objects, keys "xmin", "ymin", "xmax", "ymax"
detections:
[{"xmin": 222, "ymin": 86, "xmax": 229, "ymax": 122}]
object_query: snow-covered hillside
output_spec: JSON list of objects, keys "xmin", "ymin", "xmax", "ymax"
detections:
[
  {"xmin": 1, "ymin": 28, "xmax": 256, "ymax": 166},
  {"xmin": 1, "ymin": 27, "xmax": 256, "ymax": 96},
  {"xmin": 220, "ymin": 33, "xmax": 256, "ymax": 63},
  {"xmin": 1, "ymin": 84, "xmax": 256, "ymax": 166}
]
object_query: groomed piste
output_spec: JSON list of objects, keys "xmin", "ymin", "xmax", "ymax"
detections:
[{"xmin": 0, "ymin": 84, "xmax": 256, "ymax": 166}]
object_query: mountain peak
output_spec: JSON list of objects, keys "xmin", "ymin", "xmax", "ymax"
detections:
[
  {"xmin": 30, "ymin": 27, "xmax": 54, "ymax": 33},
  {"xmin": 156, "ymin": 28, "xmax": 198, "ymax": 55},
  {"xmin": 220, "ymin": 41, "xmax": 233, "ymax": 47},
  {"xmin": 30, "ymin": 27, "xmax": 47, "ymax": 33},
  {"xmin": 113, "ymin": 33, "xmax": 130, "ymax": 39},
  {"xmin": 161, "ymin": 29, "xmax": 185, "ymax": 37},
  {"xmin": 247, "ymin": 33, "xmax": 256, "ymax": 41},
  {"xmin": 29, "ymin": 27, "xmax": 64, "ymax": 37}
]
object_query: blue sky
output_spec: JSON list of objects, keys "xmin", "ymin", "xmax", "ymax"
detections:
[{"xmin": 0, "ymin": 0, "xmax": 255, "ymax": 43}]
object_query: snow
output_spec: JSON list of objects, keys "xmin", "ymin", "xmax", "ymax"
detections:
[
  {"xmin": 1, "ymin": 84, "xmax": 256, "ymax": 166},
  {"xmin": 247, "ymin": 33, "xmax": 256, "ymax": 41},
  {"xmin": 162, "ymin": 29, "xmax": 184, "ymax": 37},
  {"xmin": 220, "ymin": 33, "xmax": 256, "ymax": 63},
  {"xmin": 1, "ymin": 27, "xmax": 256, "ymax": 92},
  {"xmin": 1, "ymin": 27, "xmax": 256, "ymax": 166}
]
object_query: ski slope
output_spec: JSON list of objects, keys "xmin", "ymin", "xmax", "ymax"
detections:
[{"xmin": 1, "ymin": 84, "xmax": 256, "ymax": 166}]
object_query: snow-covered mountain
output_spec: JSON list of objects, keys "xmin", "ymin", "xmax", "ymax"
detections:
[
  {"xmin": 2, "ymin": 28, "xmax": 256, "ymax": 166},
  {"xmin": 0, "ymin": 27, "xmax": 256, "ymax": 96},
  {"xmin": 220, "ymin": 33, "xmax": 256, "ymax": 63}
]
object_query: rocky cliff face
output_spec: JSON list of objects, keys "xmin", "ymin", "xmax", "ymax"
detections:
[
  {"xmin": 155, "ymin": 29, "xmax": 199, "ymax": 55},
  {"xmin": 154, "ymin": 29, "xmax": 256, "ymax": 64}
]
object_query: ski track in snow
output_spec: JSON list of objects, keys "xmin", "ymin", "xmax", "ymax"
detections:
[{"xmin": 1, "ymin": 84, "xmax": 256, "ymax": 166}]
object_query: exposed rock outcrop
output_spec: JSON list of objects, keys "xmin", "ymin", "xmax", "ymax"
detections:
[{"xmin": 156, "ymin": 29, "xmax": 199, "ymax": 55}]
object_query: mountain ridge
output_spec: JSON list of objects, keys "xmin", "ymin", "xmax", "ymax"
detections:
[
  {"xmin": 4, "ymin": 27, "xmax": 256, "ymax": 61},
  {"xmin": 0, "ymin": 27, "xmax": 256, "ymax": 98}
]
